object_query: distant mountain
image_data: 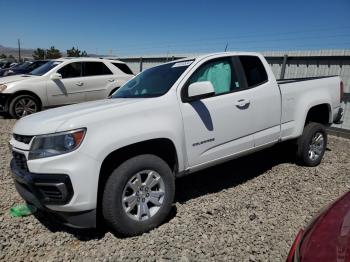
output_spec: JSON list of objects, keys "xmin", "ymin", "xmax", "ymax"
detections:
[{"xmin": 0, "ymin": 44, "xmax": 35, "ymax": 58}]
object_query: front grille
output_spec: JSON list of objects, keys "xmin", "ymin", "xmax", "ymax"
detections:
[
  {"xmin": 13, "ymin": 134, "xmax": 34, "ymax": 144},
  {"xmin": 12, "ymin": 151, "xmax": 28, "ymax": 171}
]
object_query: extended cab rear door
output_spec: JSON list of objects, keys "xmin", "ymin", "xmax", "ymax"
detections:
[
  {"xmin": 237, "ymin": 55, "xmax": 281, "ymax": 147},
  {"xmin": 179, "ymin": 56, "xmax": 255, "ymax": 168}
]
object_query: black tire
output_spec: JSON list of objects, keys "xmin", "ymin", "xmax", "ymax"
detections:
[
  {"xmin": 102, "ymin": 154, "xmax": 175, "ymax": 236},
  {"xmin": 9, "ymin": 94, "xmax": 40, "ymax": 119},
  {"xmin": 296, "ymin": 122, "xmax": 327, "ymax": 166}
]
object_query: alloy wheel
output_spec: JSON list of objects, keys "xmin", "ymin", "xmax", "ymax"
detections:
[
  {"xmin": 308, "ymin": 132, "xmax": 325, "ymax": 161},
  {"xmin": 14, "ymin": 98, "xmax": 38, "ymax": 117},
  {"xmin": 122, "ymin": 170, "xmax": 165, "ymax": 221}
]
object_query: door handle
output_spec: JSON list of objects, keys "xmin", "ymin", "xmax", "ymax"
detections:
[
  {"xmin": 108, "ymin": 79, "xmax": 115, "ymax": 82},
  {"xmin": 235, "ymin": 99, "xmax": 250, "ymax": 109},
  {"xmin": 75, "ymin": 82, "xmax": 84, "ymax": 86}
]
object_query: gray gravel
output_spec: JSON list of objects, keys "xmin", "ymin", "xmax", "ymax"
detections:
[{"xmin": 0, "ymin": 118, "xmax": 349, "ymax": 261}]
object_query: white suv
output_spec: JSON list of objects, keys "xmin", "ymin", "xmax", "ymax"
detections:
[{"xmin": 0, "ymin": 58, "xmax": 133, "ymax": 118}]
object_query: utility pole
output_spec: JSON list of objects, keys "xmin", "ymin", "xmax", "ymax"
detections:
[{"xmin": 18, "ymin": 39, "xmax": 21, "ymax": 62}]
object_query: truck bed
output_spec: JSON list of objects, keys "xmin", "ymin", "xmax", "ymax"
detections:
[{"xmin": 277, "ymin": 75, "xmax": 341, "ymax": 140}]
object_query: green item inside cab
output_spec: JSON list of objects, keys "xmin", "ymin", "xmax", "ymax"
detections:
[{"xmin": 189, "ymin": 61, "xmax": 232, "ymax": 95}]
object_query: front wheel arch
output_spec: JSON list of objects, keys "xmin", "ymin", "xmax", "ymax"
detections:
[
  {"xmin": 102, "ymin": 154, "xmax": 175, "ymax": 236},
  {"xmin": 8, "ymin": 91, "xmax": 43, "ymax": 111},
  {"xmin": 8, "ymin": 93, "xmax": 42, "ymax": 118}
]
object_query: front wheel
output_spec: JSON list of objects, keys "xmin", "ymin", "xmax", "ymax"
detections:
[
  {"xmin": 102, "ymin": 154, "xmax": 175, "ymax": 236},
  {"xmin": 9, "ymin": 95, "xmax": 40, "ymax": 119},
  {"xmin": 296, "ymin": 122, "xmax": 327, "ymax": 166}
]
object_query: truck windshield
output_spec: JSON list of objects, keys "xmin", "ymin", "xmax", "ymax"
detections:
[
  {"xmin": 29, "ymin": 61, "xmax": 62, "ymax": 76},
  {"xmin": 112, "ymin": 60, "xmax": 193, "ymax": 98}
]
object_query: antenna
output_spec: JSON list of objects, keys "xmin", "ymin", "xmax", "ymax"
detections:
[{"xmin": 224, "ymin": 42, "xmax": 228, "ymax": 52}]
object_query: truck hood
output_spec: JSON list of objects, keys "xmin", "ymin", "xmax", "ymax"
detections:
[
  {"xmin": 0, "ymin": 74, "xmax": 36, "ymax": 84},
  {"xmin": 13, "ymin": 98, "xmax": 145, "ymax": 136}
]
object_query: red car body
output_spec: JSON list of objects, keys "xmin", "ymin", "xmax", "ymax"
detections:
[{"xmin": 287, "ymin": 191, "xmax": 350, "ymax": 262}]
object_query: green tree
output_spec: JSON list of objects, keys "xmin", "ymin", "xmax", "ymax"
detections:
[
  {"xmin": 0, "ymin": 54, "xmax": 6, "ymax": 59},
  {"xmin": 33, "ymin": 48, "xmax": 46, "ymax": 60},
  {"xmin": 8, "ymin": 55, "xmax": 14, "ymax": 59},
  {"xmin": 46, "ymin": 46, "xmax": 62, "ymax": 59},
  {"xmin": 67, "ymin": 47, "xmax": 88, "ymax": 57}
]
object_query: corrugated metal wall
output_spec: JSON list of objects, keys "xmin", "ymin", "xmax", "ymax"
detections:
[
  {"xmin": 119, "ymin": 50, "xmax": 350, "ymax": 131},
  {"xmin": 263, "ymin": 50, "xmax": 350, "ymax": 130}
]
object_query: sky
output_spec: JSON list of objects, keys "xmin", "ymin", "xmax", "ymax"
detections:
[{"xmin": 1, "ymin": 0, "xmax": 350, "ymax": 56}]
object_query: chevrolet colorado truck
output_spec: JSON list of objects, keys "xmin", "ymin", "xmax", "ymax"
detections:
[{"xmin": 9, "ymin": 52, "xmax": 344, "ymax": 236}]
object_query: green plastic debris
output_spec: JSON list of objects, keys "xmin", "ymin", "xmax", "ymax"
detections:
[{"xmin": 10, "ymin": 204, "xmax": 36, "ymax": 217}]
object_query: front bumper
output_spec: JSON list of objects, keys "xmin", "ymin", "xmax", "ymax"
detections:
[
  {"xmin": 11, "ymin": 158, "xmax": 74, "ymax": 206},
  {"xmin": 10, "ymin": 158, "xmax": 96, "ymax": 228},
  {"xmin": 0, "ymin": 93, "xmax": 11, "ymax": 113}
]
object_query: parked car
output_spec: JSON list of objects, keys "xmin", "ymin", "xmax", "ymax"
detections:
[
  {"xmin": 9, "ymin": 52, "xmax": 344, "ymax": 236},
  {"xmin": 0, "ymin": 57, "xmax": 134, "ymax": 118},
  {"xmin": 287, "ymin": 190, "xmax": 350, "ymax": 262},
  {"xmin": 0, "ymin": 61, "xmax": 14, "ymax": 69},
  {"xmin": 0, "ymin": 60, "xmax": 49, "ymax": 77}
]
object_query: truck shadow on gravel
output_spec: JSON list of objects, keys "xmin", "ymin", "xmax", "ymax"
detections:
[
  {"xmin": 33, "ymin": 143, "xmax": 298, "ymax": 240},
  {"xmin": 33, "ymin": 211, "xmax": 108, "ymax": 241},
  {"xmin": 175, "ymin": 143, "xmax": 298, "ymax": 203}
]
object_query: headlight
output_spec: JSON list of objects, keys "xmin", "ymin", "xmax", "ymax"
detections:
[
  {"xmin": 0, "ymin": 84, "xmax": 7, "ymax": 92},
  {"xmin": 28, "ymin": 128, "xmax": 86, "ymax": 160}
]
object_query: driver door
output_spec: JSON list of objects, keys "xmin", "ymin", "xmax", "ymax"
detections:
[{"xmin": 179, "ymin": 57, "xmax": 255, "ymax": 168}]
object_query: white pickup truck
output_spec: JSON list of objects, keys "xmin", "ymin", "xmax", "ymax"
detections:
[{"xmin": 9, "ymin": 52, "xmax": 344, "ymax": 236}]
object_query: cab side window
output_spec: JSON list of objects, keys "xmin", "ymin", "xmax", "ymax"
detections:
[
  {"xmin": 58, "ymin": 62, "xmax": 82, "ymax": 79},
  {"xmin": 188, "ymin": 58, "xmax": 240, "ymax": 96},
  {"xmin": 239, "ymin": 56, "xmax": 268, "ymax": 87}
]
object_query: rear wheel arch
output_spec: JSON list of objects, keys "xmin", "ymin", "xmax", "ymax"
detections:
[{"xmin": 304, "ymin": 103, "xmax": 332, "ymax": 126}]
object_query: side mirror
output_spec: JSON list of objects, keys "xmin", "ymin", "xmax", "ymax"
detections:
[
  {"xmin": 50, "ymin": 73, "xmax": 62, "ymax": 80},
  {"xmin": 187, "ymin": 81, "xmax": 215, "ymax": 101}
]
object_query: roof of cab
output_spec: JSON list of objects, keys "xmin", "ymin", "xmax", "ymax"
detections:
[{"xmin": 163, "ymin": 51, "xmax": 262, "ymax": 65}]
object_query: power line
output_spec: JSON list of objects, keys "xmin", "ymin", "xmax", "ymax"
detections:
[
  {"xmin": 117, "ymin": 41, "xmax": 350, "ymax": 57},
  {"xmin": 119, "ymin": 33, "xmax": 350, "ymax": 52},
  {"xmin": 117, "ymin": 25, "xmax": 350, "ymax": 49},
  {"xmin": 115, "ymin": 34, "xmax": 350, "ymax": 56}
]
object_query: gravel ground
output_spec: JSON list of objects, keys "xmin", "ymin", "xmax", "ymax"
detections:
[{"xmin": 0, "ymin": 118, "xmax": 349, "ymax": 261}]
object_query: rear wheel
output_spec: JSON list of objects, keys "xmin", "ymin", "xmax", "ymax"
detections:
[
  {"xmin": 9, "ymin": 95, "xmax": 40, "ymax": 119},
  {"xmin": 102, "ymin": 154, "xmax": 175, "ymax": 236},
  {"xmin": 296, "ymin": 122, "xmax": 327, "ymax": 166}
]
